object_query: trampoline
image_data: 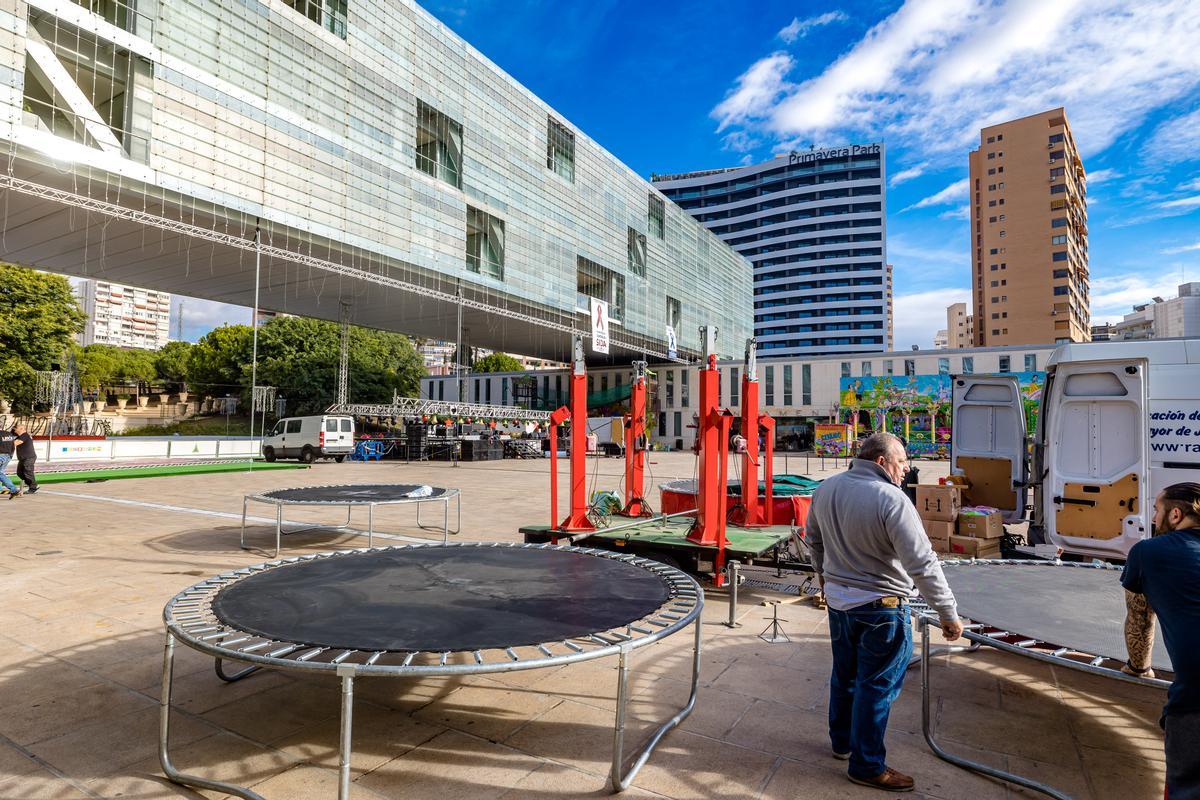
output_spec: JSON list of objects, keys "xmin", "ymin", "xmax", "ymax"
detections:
[
  {"xmin": 240, "ymin": 483, "xmax": 461, "ymax": 556},
  {"xmin": 913, "ymin": 559, "xmax": 1173, "ymax": 799},
  {"xmin": 158, "ymin": 542, "xmax": 703, "ymax": 799}
]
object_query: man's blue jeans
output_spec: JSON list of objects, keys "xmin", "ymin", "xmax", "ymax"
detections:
[
  {"xmin": 828, "ymin": 603, "xmax": 913, "ymax": 779},
  {"xmin": 0, "ymin": 454, "xmax": 16, "ymax": 493}
]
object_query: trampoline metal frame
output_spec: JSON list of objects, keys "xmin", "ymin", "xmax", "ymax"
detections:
[
  {"xmin": 913, "ymin": 559, "xmax": 1171, "ymax": 800},
  {"xmin": 240, "ymin": 483, "xmax": 462, "ymax": 557},
  {"xmin": 158, "ymin": 542, "xmax": 704, "ymax": 799}
]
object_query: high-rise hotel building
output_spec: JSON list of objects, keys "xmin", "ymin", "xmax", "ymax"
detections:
[
  {"xmin": 654, "ymin": 145, "xmax": 889, "ymax": 358},
  {"xmin": 969, "ymin": 109, "xmax": 1090, "ymax": 346}
]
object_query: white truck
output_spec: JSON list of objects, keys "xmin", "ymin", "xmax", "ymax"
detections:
[
  {"xmin": 950, "ymin": 338, "xmax": 1200, "ymax": 561},
  {"xmin": 261, "ymin": 415, "xmax": 355, "ymax": 463}
]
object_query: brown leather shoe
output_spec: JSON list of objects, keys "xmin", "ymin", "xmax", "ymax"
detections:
[{"xmin": 848, "ymin": 767, "xmax": 915, "ymax": 792}]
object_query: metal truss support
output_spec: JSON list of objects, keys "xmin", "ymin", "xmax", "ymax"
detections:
[{"xmin": 337, "ymin": 300, "xmax": 351, "ymax": 408}]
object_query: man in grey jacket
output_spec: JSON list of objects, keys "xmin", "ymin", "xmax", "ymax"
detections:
[{"xmin": 808, "ymin": 432, "xmax": 962, "ymax": 792}]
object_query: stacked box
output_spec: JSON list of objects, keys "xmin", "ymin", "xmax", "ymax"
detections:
[
  {"xmin": 921, "ymin": 519, "xmax": 955, "ymax": 552},
  {"xmin": 948, "ymin": 535, "xmax": 1002, "ymax": 559},
  {"xmin": 915, "ymin": 485, "xmax": 963, "ymax": 554},
  {"xmin": 957, "ymin": 507, "xmax": 1004, "ymax": 539}
]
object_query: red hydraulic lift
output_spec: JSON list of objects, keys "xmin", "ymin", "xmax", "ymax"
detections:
[
  {"xmin": 686, "ymin": 326, "xmax": 733, "ymax": 586},
  {"xmin": 618, "ymin": 360, "xmax": 651, "ymax": 517},
  {"xmin": 738, "ymin": 338, "xmax": 775, "ymax": 527},
  {"xmin": 549, "ymin": 336, "xmax": 595, "ymax": 534}
]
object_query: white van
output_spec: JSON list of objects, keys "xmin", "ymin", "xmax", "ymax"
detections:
[
  {"xmin": 951, "ymin": 338, "xmax": 1200, "ymax": 561},
  {"xmin": 261, "ymin": 415, "xmax": 355, "ymax": 463}
]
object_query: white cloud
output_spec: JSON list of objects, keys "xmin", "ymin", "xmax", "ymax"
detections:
[
  {"xmin": 1090, "ymin": 273, "xmax": 1189, "ymax": 322},
  {"xmin": 938, "ymin": 205, "xmax": 970, "ymax": 220},
  {"xmin": 778, "ymin": 11, "xmax": 849, "ymax": 44},
  {"xmin": 1161, "ymin": 242, "xmax": 1200, "ymax": 255},
  {"xmin": 887, "ymin": 232, "xmax": 967, "ymax": 267},
  {"xmin": 1147, "ymin": 106, "xmax": 1200, "ymax": 163},
  {"xmin": 888, "ymin": 161, "xmax": 929, "ymax": 187},
  {"xmin": 903, "ymin": 178, "xmax": 968, "ymax": 211},
  {"xmin": 716, "ymin": 1, "xmax": 1200, "ymax": 164},
  {"xmin": 893, "ymin": 287, "xmax": 970, "ymax": 350},
  {"xmin": 1086, "ymin": 168, "xmax": 1121, "ymax": 185},
  {"xmin": 713, "ymin": 53, "xmax": 794, "ymax": 132},
  {"xmin": 1157, "ymin": 195, "xmax": 1200, "ymax": 210},
  {"xmin": 1179, "ymin": 176, "xmax": 1200, "ymax": 191}
]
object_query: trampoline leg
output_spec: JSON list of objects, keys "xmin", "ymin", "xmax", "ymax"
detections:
[
  {"xmin": 610, "ymin": 614, "xmax": 702, "ymax": 792},
  {"xmin": 239, "ymin": 496, "xmax": 248, "ymax": 550},
  {"xmin": 919, "ymin": 620, "xmax": 1071, "ymax": 800},
  {"xmin": 443, "ymin": 497, "xmax": 449, "ymax": 544},
  {"xmin": 160, "ymin": 632, "xmax": 263, "ymax": 800},
  {"xmin": 337, "ymin": 668, "xmax": 355, "ymax": 800},
  {"xmin": 214, "ymin": 657, "xmax": 261, "ymax": 683},
  {"xmin": 274, "ymin": 503, "xmax": 282, "ymax": 558},
  {"xmin": 367, "ymin": 504, "xmax": 374, "ymax": 549}
]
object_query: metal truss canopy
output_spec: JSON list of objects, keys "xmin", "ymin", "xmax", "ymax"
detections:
[{"xmin": 327, "ymin": 395, "xmax": 552, "ymax": 422}]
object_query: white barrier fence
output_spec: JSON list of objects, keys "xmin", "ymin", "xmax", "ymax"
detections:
[{"xmin": 32, "ymin": 437, "xmax": 262, "ymax": 463}]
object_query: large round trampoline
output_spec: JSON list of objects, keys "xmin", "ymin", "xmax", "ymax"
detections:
[
  {"xmin": 913, "ymin": 559, "xmax": 1173, "ymax": 799},
  {"xmin": 240, "ymin": 482, "xmax": 461, "ymax": 556},
  {"xmin": 159, "ymin": 542, "xmax": 704, "ymax": 799}
]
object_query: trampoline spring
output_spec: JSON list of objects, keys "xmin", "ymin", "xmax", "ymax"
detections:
[
  {"xmin": 660, "ymin": 613, "xmax": 683, "ymax": 621},
  {"xmin": 199, "ymin": 631, "xmax": 231, "ymax": 641},
  {"xmin": 629, "ymin": 625, "xmax": 652, "ymax": 635},
  {"xmin": 648, "ymin": 619, "xmax": 670, "ymax": 628},
  {"xmin": 588, "ymin": 635, "xmax": 612, "ymax": 646},
  {"xmin": 240, "ymin": 642, "xmax": 270, "ymax": 653},
  {"xmin": 1089, "ymin": 656, "xmax": 1104, "ymax": 666},
  {"xmin": 366, "ymin": 652, "xmax": 384, "ymax": 665},
  {"xmin": 537, "ymin": 645, "xmax": 553, "ymax": 657},
  {"xmin": 187, "ymin": 626, "xmax": 220, "ymax": 634},
  {"xmin": 296, "ymin": 648, "xmax": 326, "ymax": 662},
  {"xmin": 473, "ymin": 651, "xmax": 484, "ymax": 665},
  {"xmin": 1052, "ymin": 647, "xmax": 1069, "ymax": 657},
  {"xmin": 1014, "ymin": 639, "xmax": 1038, "ymax": 648},
  {"xmin": 439, "ymin": 652, "xmax": 449, "ymax": 666},
  {"xmin": 609, "ymin": 631, "xmax": 633, "ymax": 642},
  {"xmin": 402, "ymin": 653, "xmax": 416, "ymax": 667},
  {"xmin": 222, "ymin": 636, "xmax": 252, "ymax": 647},
  {"xmin": 505, "ymin": 648, "xmax": 519, "ymax": 662},
  {"xmin": 267, "ymin": 644, "xmax": 299, "ymax": 658},
  {"xmin": 563, "ymin": 641, "xmax": 584, "ymax": 653},
  {"xmin": 332, "ymin": 650, "xmax": 355, "ymax": 664}
]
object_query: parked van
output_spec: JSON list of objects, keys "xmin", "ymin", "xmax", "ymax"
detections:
[
  {"xmin": 951, "ymin": 338, "xmax": 1200, "ymax": 560},
  {"xmin": 261, "ymin": 415, "xmax": 355, "ymax": 463}
]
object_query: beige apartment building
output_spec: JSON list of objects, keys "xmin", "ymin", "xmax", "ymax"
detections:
[
  {"xmin": 946, "ymin": 301, "xmax": 973, "ymax": 348},
  {"xmin": 969, "ymin": 108, "xmax": 1090, "ymax": 346}
]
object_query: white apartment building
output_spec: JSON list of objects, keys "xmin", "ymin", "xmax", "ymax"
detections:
[
  {"xmin": 74, "ymin": 279, "xmax": 171, "ymax": 349},
  {"xmin": 1112, "ymin": 283, "xmax": 1200, "ymax": 340}
]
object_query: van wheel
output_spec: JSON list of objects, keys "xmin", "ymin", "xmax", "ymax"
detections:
[
  {"xmin": 300, "ymin": 446, "xmax": 316, "ymax": 464},
  {"xmin": 334, "ymin": 455, "xmax": 346, "ymax": 463},
  {"xmin": 262, "ymin": 446, "xmax": 276, "ymax": 463}
]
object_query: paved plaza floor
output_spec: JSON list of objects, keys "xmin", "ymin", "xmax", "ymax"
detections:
[{"xmin": 0, "ymin": 453, "xmax": 1168, "ymax": 799}]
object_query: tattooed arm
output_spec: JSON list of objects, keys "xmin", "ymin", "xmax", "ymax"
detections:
[{"xmin": 1123, "ymin": 590, "xmax": 1157, "ymax": 678}]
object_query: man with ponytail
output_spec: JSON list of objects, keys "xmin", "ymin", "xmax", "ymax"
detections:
[{"xmin": 1121, "ymin": 482, "xmax": 1200, "ymax": 799}]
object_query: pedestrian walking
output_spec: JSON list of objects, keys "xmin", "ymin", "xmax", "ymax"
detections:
[
  {"xmin": 807, "ymin": 431, "xmax": 963, "ymax": 792},
  {"xmin": 12, "ymin": 422, "xmax": 37, "ymax": 495},
  {"xmin": 0, "ymin": 426, "xmax": 20, "ymax": 498}
]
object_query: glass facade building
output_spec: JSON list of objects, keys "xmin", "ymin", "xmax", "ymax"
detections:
[
  {"xmin": 654, "ymin": 146, "xmax": 889, "ymax": 358},
  {"xmin": 0, "ymin": 0, "xmax": 750, "ymax": 363}
]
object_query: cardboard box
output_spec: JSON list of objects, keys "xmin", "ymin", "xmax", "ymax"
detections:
[
  {"xmin": 916, "ymin": 485, "xmax": 962, "ymax": 522},
  {"xmin": 957, "ymin": 509, "xmax": 1004, "ymax": 539},
  {"xmin": 921, "ymin": 519, "xmax": 956, "ymax": 550},
  {"xmin": 948, "ymin": 534, "xmax": 1001, "ymax": 559}
]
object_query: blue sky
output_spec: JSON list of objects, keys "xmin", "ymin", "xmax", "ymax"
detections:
[{"xmin": 183, "ymin": 0, "xmax": 1200, "ymax": 349}]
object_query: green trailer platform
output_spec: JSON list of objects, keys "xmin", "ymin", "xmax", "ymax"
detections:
[{"xmin": 520, "ymin": 519, "xmax": 794, "ymax": 576}]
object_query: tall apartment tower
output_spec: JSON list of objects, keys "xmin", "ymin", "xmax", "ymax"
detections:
[
  {"xmin": 74, "ymin": 279, "xmax": 172, "ymax": 349},
  {"xmin": 969, "ymin": 108, "xmax": 1090, "ymax": 346},
  {"xmin": 946, "ymin": 302, "xmax": 973, "ymax": 348},
  {"xmin": 654, "ymin": 144, "xmax": 888, "ymax": 358}
]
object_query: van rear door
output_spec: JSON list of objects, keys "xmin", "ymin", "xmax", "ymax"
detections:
[
  {"xmin": 1041, "ymin": 359, "xmax": 1150, "ymax": 560},
  {"xmin": 950, "ymin": 375, "xmax": 1027, "ymax": 522}
]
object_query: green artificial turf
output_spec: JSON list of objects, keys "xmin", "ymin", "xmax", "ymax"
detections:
[{"xmin": 16, "ymin": 460, "xmax": 307, "ymax": 485}]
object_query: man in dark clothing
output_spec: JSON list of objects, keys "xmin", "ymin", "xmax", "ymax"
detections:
[
  {"xmin": 0, "ymin": 428, "xmax": 18, "ymax": 497},
  {"xmin": 1122, "ymin": 482, "xmax": 1200, "ymax": 800},
  {"xmin": 12, "ymin": 423, "xmax": 37, "ymax": 495}
]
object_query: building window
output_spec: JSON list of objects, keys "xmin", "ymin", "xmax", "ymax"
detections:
[
  {"xmin": 861, "ymin": 361, "xmax": 872, "ymax": 377},
  {"xmin": 1054, "ymin": 286, "xmax": 1069, "ymax": 295},
  {"xmin": 904, "ymin": 359, "xmax": 915, "ymax": 377},
  {"xmin": 962, "ymin": 356, "xmax": 974, "ymax": 374},
  {"xmin": 627, "ymin": 228, "xmax": 647, "ymax": 277},
  {"xmin": 466, "ymin": 207, "xmax": 505, "ymax": 280},
  {"xmin": 648, "ymin": 195, "xmax": 666, "ymax": 239},
  {"xmin": 673, "ymin": 411, "xmax": 682, "ymax": 438},
  {"xmin": 547, "ymin": 116, "xmax": 575, "ymax": 182},
  {"xmin": 802, "ymin": 363, "xmax": 812, "ymax": 405},
  {"xmin": 666, "ymin": 296, "xmax": 682, "ymax": 335},
  {"xmin": 681, "ymin": 369, "xmax": 689, "ymax": 407},
  {"xmin": 1025, "ymin": 354, "xmax": 1037, "ymax": 372},
  {"xmin": 765, "ymin": 366, "xmax": 775, "ymax": 406},
  {"xmin": 1053, "ymin": 268, "xmax": 1069, "ymax": 278},
  {"xmin": 665, "ymin": 370, "xmax": 674, "ymax": 407},
  {"xmin": 415, "ymin": 101, "xmax": 462, "ymax": 189},
  {"xmin": 840, "ymin": 362, "xmax": 851, "ymax": 378},
  {"xmin": 576, "ymin": 256, "xmax": 625, "ymax": 321},
  {"xmin": 283, "ymin": 0, "xmax": 348, "ymax": 38},
  {"xmin": 1052, "ymin": 251, "xmax": 1068, "ymax": 262},
  {"xmin": 938, "ymin": 357, "xmax": 950, "ymax": 376},
  {"xmin": 730, "ymin": 367, "xmax": 740, "ymax": 407},
  {"xmin": 1051, "ymin": 234, "xmax": 1067, "ymax": 244},
  {"xmin": 884, "ymin": 359, "xmax": 894, "ymax": 375},
  {"xmin": 999, "ymin": 355, "xmax": 1011, "ymax": 373},
  {"xmin": 1052, "ymin": 217, "xmax": 1068, "ymax": 228},
  {"xmin": 783, "ymin": 365, "xmax": 793, "ymax": 406}
]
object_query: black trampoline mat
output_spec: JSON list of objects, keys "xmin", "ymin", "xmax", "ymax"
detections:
[
  {"xmin": 260, "ymin": 484, "xmax": 448, "ymax": 503},
  {"xmin": 212, "ymin": 547, "xmax": 672, "ymax": 653},
  {"xmin": 944, "ymin": 565, "xmax": 1173, "ymax": 672}
]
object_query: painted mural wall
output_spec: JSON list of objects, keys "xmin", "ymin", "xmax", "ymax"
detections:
[{"xmin": 837, "ymin": 373, "xmax": 1045, "ymax": 458}]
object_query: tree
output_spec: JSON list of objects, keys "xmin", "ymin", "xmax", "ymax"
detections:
[
  {"xmin": 187, "ymin": 324, "xmax": 251, "ymax": 397},
  {"xmin": 75, "ymin": 344, "xmax": 122, "ymax": 394},
  {"xmin": 0, "ymin": 263, "xmax": 86, "ymax": 371},
  {"xmin": 472, "ymin": 353, "xmax": 523, "ymax": 373},
  {"xmin": 155, "ymin": 340, "xmax": 192, "ymax": 391}
]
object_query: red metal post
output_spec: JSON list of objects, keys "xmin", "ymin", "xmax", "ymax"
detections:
[
  {"xmin": 759, "ymin": 414, "xmax": 776, "ymax": 526},
  {"xmin": 558, "ymin": 338, "xmax": 595, "ymax": 532},
  {"xmin": 619, "ymin": 362, "xmax": 649, "ymax": 517},
  {"xmin": 739, "ymin": 341, "xmax": 763, "ymax": 525},
  {"xmin": 688, "ymin": 346, "xmax": 728, "ymax": 548},
  {"xmin": 548, "ymin": 405, "xmax": 571, "ymax": 536}
]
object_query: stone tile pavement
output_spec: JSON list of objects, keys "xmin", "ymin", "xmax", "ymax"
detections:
[{"xmin": 0, "ymin": 454, "xmax": 1168, "ymax": 798}]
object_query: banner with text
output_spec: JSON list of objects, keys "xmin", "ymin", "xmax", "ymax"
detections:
[{"xmin": 590, "ymin": 297, "xmax": 610, "ymax": 354}]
